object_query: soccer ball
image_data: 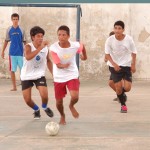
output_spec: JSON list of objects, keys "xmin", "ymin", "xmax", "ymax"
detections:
[{"xmin": 45, "ymin": 121, "xmax": 60, "ymax": 136}]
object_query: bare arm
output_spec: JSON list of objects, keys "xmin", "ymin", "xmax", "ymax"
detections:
[
  {"xmin": 50, "ymin": 51, "xmax": 70, "ymax": 69},
  {"xmin": 25, "ymin": 44, "xmax": 44, "ymax": 60},
  {"xmin": 47, "ymin": 51, "xmax": 53, "ymax": 75},
  {"xmin": 1, "ymin": 41, "xmax": 8, "ymax": 59},
  {"xmin": 56, "ymin": 63, "xmax": 70, "ymax": 69},
  {"xmin": 131, "ymin": 53, "xmax": 136, "ymax": 73},
  {"xmin": 80, "ymin": 44, "xmax": 87, "ymax": 61},
  {"xmin": 105, "ymin": 54, "xmax": 121, "ymax": 71}
]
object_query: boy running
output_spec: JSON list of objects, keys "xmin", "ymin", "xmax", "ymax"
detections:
[
  {"xmin": 20, "ymin": 26, "xmax": 53, "ymax": 119},
  {"xmin": 50, "ymin": 25, "xmax": 87, "ymax": 125},
  {"xmin": 105, "ymin": 20, "xmax": 137, "ymax": 113}
]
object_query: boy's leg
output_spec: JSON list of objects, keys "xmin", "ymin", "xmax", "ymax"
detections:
[
  {"xmin": 17, "ymin": 56, "xmax": 23, "ymax": 71},
  {"xmin": 10, "ymin": 71, "xmax": 17, "ymax": 91},
  {"xmin": 123, "ymin": 80, "xmax": 132, "ymax": 92},
  {"xmin": 67, "ymin": 79, "xmax": 80, "ymax": 118},
  {"xmin": 22, "ymin": 87, "xmax": 35, "ymax": 108},
  {"xmin": 9, "ymin": 56, "xmax": 17, "ymax": 91},
  {"xmin": 37, "ymin": 85, "xmax": 53, "ymax": 117},
  {"xmin": 109, "ymin": 80, "xmax": 116, "ymax": 92},
  {"xmin": 110, "ymin": 66, "xmax": 127, "ymax": 112},
  {"xmin": 56, "ymin": 99, "xmax": 66, "ymax": 125},
  {"xmin": 69, "ymin": 90, "xmax": 79, "ymax": 118},
  {"xmin": 22, "ymin": 80, "xmax": 40, "ymax": 119},
  {"xmin": 54, "ymin": 81, "xmax": 67, "ymax": 125}
]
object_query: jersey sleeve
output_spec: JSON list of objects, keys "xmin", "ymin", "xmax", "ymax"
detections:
[
  {"xmin": 130, "ymin": 37, "xmax": 137, "ymax": 54},
  {"xmin": 50, "ymin": 51, "xmax": 60, "ymax": 64},
  {"xmin": 5, "ymin": 27, "xmax": 11, "ymax": 42},
  {"xmin": 20, "ymin": 27, "xmax": 26, "ymax": 42},
  {"xmin": 105, "ymin": 38, "xmax": 111, "ymax": 54},
  {"xmin": 77, "ymin": 43, "xmax": 83, "ymax": 54}
]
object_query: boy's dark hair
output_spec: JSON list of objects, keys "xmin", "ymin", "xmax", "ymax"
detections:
[
  {"xmin": 30, "ymin": 26, "xmax": 45, "ymax": 38},
  {"xmin": 114, "ymin": 20, "xmax": 125, "ymax": 29},
  {"xmin": 11, "ymin": 13, "xmax": 19, "ymax": 20},
  {"xmin": 109, "ymin": 31, "xmax": 115, "ymax": 36},
  {"xmin": 57, "ymin": 25, "xmax": 70, "ymax": 36}
]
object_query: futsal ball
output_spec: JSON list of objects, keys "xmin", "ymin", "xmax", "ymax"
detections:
[{"xmin": 45, "ymin": 121, "xmax": 60, "ymax": 136}]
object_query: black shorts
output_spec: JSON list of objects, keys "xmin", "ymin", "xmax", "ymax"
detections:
[
  {"xmin": 21, "ymin": 76, "xmax": 47, "ymax": 91},
  {"xmin": 109, "ymin": 66, "xmax": 132, "ymax": 83}
]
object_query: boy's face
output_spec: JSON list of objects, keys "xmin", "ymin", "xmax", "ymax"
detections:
[
  {"xmin": 114, "ymin": 25, "xmax": 124, "ymax": 36},
  {"xmin": 57, "ymin": 30, "xmax": 70, "ymax": 44},
  {"xmin": 32, "ymin": 33, "xmax": 44, "ymax": 45},
  {"xmin": 11, "ymin": 17, "xmax": 19, "ymax": 26}
]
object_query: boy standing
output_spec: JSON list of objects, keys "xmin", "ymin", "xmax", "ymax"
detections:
[
  {"xmin": 50, "ymin": 25, "xmax": 87, "ymax": 125},
  {"xmin": 1, "ymin": 13, "xmax": 26, "ymax": 91},
  {"xmin": 20, "ymin": 26, "xmax": 53, "ymax": 119},
  {"xmin": 105, "ymin": 20, "xmax": 137, "ymax": 113}
]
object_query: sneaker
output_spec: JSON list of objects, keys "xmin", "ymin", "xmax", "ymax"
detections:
[
  {"xmin": 33, "ymin": 110, "xmax": 41, "ymax": 119},
  {"xmin": 121, "ymin": 105, "xmax": 127, "ymax": 113},
  {"xmin": 45, "ymin": 107, "xmax": 54, "ymax": 117}
]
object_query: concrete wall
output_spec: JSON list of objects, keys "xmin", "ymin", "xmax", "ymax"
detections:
[{"xmin": 0, "ymin": 4, "xmax": 150, "ymax": 80}]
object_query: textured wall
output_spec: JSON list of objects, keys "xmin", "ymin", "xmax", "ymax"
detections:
[{"xmin": 0, "ymin": 4, "xmax": 150, "ymax": 80}]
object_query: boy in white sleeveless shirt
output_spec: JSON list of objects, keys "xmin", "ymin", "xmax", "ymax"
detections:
[
  {"xmin": 50, "ymin": 25, "xmax": 87, "ymax": 125},
  {"xmin": 105, "ymin": 20, "xmax": 137, "ymax": 113},
  {"xmin": 21, "ymin": 26, "xmax": 53, "ymax": 119}
]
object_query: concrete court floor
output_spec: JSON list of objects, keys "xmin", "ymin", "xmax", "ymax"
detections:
[{"xmin": 0, "ymin": 79, "xmax": 150, "ymax": 150}]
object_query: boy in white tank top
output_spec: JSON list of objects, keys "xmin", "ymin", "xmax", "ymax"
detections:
[
  {"xmin": 50, "ymin": 25, "xmax": 87, "ymax": 125},
  {"xmin": 21, "ymin": 26, "xmax": 53, "ymax": 119}
]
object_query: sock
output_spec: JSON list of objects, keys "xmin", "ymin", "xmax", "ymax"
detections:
[
  {"xmin": 42, "ymin": 103, "xmax": 47, "ymax": 110},
  {"xmin": 33, "ymin": 104, "xmax": 39, "ymax": 111},
  {"xmin": 117, "ymin": 92, "xmax": 126, "ymax": 106}
]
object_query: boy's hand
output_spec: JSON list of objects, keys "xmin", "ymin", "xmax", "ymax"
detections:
[{"xmin": 43, "ymin": 40, "xmax": 50, "ymax": 46}]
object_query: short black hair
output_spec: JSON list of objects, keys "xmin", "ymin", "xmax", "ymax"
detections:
[
  {"xmin": 109, "ymin": 31, "xmax": 115, "ymax": 36},
  {"xmin": 11, "ymin": 13, "xmax": 19, "ymax": 20},
  {"xmin": 114, "ymin": 20, "xmax": 125, "ymax": 29},
  {"xmin": 57, "ymin": 25, "xmax": 70, "ymax": 36},
  {"xmin": 30, "ymin": 26, "xmax": 45, "ymax": 37}
]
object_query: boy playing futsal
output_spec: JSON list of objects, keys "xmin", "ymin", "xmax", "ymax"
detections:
[
  {"xmin": 50, "ymin": 25, "xmax": 87, "ymax": 125},
  {"xmin": 21, "ymin": 26, "xmax": 53, "ymax": 119},
  {"xmin": 105, "ymin": 20, "xmax": 137, "ymax": 113}
]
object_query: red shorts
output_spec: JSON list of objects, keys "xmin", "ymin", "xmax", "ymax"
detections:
[{"xmin": 54, "ymin": 79, "xmax": 80, "ymax": 100}]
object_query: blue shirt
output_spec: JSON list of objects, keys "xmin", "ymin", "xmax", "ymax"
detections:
[{"xmin": 6, "ymin": 26, "xmax": 26, "ymax": 56}]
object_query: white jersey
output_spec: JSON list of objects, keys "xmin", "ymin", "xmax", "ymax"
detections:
[
  {"xmin": 50, "ymin": 41, "xmax": 80, "ymax": 82},
  {"xmin": 105, "ymin": 34, "xmax": 137, "ymax": 67},
  {"xmin": 21, "ymin": 42, "xmax": 48, "ymax": 80}
]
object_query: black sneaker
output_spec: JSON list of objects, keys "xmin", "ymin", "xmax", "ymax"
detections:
[
  {"xmin": 33, "ymin": 110, "xmax": 41, "ymax": 119},
  {"xmin": 45, "ymin": 107, "xmax": 54, "ymax": 117}
]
